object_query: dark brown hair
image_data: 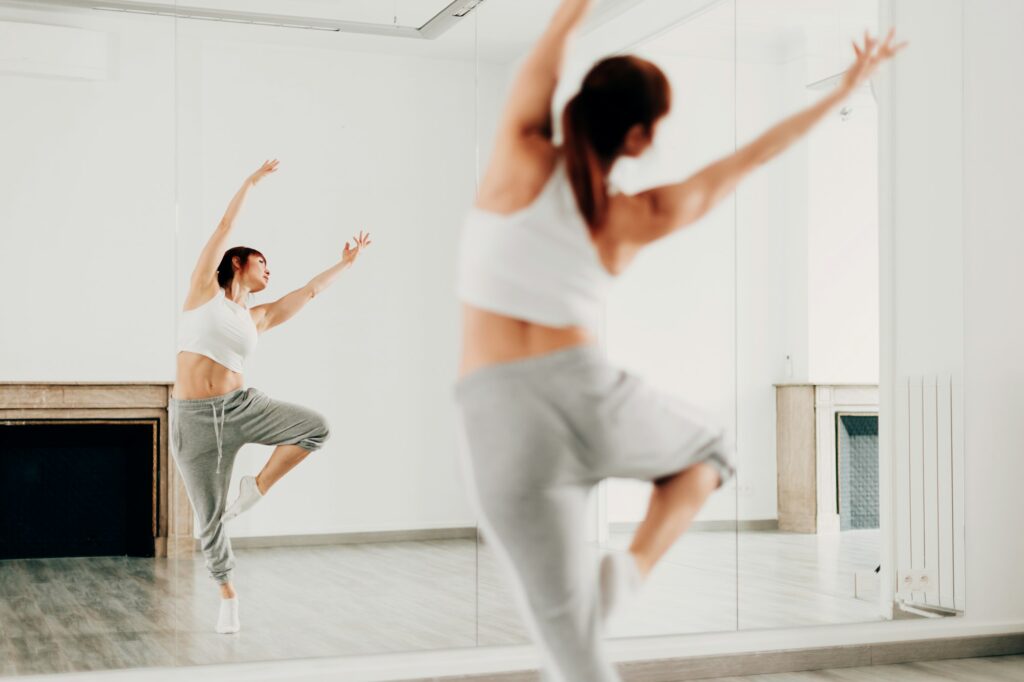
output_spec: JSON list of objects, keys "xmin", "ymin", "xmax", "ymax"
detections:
[
  {"xmin": 562, "ymin": 55, "xmax": 671, "ymax": 230},
  {"xmin": 216, "ymin": 246, "xmax": 264, "ymax": 290}
]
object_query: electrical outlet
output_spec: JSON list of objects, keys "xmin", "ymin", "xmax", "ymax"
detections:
[
  {"xmin": 897, "ymin": 569, "xmax": 938, "ymax": 594},
  {"xmin": 919, "ymin": 570, "xmax": 937, "ymax": 593}
]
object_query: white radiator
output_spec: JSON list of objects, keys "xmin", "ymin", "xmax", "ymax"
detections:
[{"xmin": 894, "ymin": 375, "xmax": 965, "ymax": 613}]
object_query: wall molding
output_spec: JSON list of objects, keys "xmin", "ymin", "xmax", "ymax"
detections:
[
  {"xmin": 395, "ymin": 632, "xmax": 1024, "ymax": 682},
  {"xmin": 216, "ymin": 526, "xmax": 478, "ymax": 550}
]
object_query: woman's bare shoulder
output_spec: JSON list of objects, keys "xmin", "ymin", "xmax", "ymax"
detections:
[
  {"xmin": 182, "ymin": 281, "xmax": 219, "ymax": 312},
  {"xmin": 475, "ymin": 136, "xmax": 560, "ymax": 215}
]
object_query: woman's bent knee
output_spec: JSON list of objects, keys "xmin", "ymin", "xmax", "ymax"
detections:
[{"xmin": 300, "ymin": 413, "xmax": 331, "ymax": 451}]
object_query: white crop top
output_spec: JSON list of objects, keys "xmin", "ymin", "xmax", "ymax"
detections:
[
  {"xmin": 457, "ymin": 161, "xmax": 612, "ymax": 332},
  {"xmin": 176, "ymin": 289, "xmax": 258, "ymax": 373}
]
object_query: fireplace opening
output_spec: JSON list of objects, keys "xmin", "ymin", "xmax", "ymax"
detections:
[
  {"xmin": 0, "ymin": 420, "xmax": 156, "ymax": 560},
  {"xmin": 836, "ymin": 414, "xmax": 880, "ymax": 531}
]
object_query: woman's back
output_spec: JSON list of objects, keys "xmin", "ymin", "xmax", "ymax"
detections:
[
  {"xmin": 458, "ymin": 147, "xmax": 621, "ymax": 375},
  {"xmin": 459, "ymin": 157, "xmax": 611, "ymax": 326}
]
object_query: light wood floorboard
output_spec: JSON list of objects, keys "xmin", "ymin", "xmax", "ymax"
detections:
[
  {"xmin": 697, "ymin": 654, "xmax": 1024, "ymax": 681},
  {"xmin": 0, "ymin": 529, "xmax": 885, "ymax": 675}
]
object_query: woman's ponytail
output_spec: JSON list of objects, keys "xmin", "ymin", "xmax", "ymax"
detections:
[{"xmin": 562, "ymin": 94, "xmax": 610, "ymax": 229}]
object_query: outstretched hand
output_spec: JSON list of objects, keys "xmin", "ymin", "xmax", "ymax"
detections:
[
  {"xmin": 249, "ymin": 159, "xmax": 279, "ymax": 185},
  {"xmin": 841, "ymin": 29, "xmax": 907, "ymax": 93},
  {"xmin": 341, "ymin": 230, "xmax": 372, "ymax": 267}
]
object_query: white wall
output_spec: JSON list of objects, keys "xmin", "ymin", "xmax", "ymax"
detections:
[
  {"xmin": 960, "ymin": 0, "xmax": 1024, "ymax": 622},
  {"xmin": 883, "ymin": 0, "xmax": 1024, "ymax": 623},
  {"xmin": 173, "ymin": 26, "xmax": 481, "ymax": 537},
  {"xmin": 879, "ymin": 0, "xmax": 966, "ymax": 611},
  {"xmin": 737, "ymin": 21, "xmax": 880, "ymax": 522},
  {"xmin": 806, "ymin": 87, "xmax": 879, "ymax": 383},
  {"xmin": 0, "ymin": 4, "xmax": 480, "ymax": 536},
  {"xmin": 0, "ymin": 7, "xmax": 177, "ymax": 382},
  {"xmin": 735, "ymin": 56, "xmax": 799, "ymax": 523}
]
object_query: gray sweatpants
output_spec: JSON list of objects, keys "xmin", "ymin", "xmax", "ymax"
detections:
[
  {"xmin": 169, "ymin": 387, "xmax": 330, "ymax": 584},
  {"xmin": 454, "ymin": 346, "xmax": 734, "ymax": 682}
]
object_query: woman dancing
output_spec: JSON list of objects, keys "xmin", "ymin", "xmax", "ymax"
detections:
[
  {"xmin": 455, "ymin": 1, "xmax": 903, "ymax": 678},
  {"xmin": 171, "ymin": 159, "xmax": 371, "ymax": 633}
]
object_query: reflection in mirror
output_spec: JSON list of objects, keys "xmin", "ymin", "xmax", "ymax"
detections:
[
  {"xmin": 734, "ymin": 0, "xmax": 960, "ymax": 629},
  {"xmin": 735, "ymin": 0, "xmax": 885, "ymax": 630},
  {"xmin": 470, "ymin": 0, "xmax": 739, "ymax": 653},
  {"xmin": 0, "ymin": 0, "xmax": 484, "ymax": 676},
  {"xmin": 0, "ymin": 0, "xmax": 180, "ymax": 675},
  {"xmin": 599, "ymin": 1, "xmax": 740, "ymax": 640},
  {"xmin": 169, "ymin": 0, "xmax": 482, "ymax": 666}
]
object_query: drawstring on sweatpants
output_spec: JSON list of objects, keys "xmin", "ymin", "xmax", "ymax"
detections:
[{"xmin": 211, "ymin": 400, "xmax": 227, "ymax": 473}]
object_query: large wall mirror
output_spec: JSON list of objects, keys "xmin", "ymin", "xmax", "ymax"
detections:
[
  {"xmin": 731, "ymin": 0, "xmax": 964, "ymax": 630},
  {"xmin": 733, "ymin": 0, "xmax": 886, "ymax": 630},
  {"xmin": 0, "ymin": 0, "xmax": 964, "ymax": 678},
  {"xmin": 1, "ymin": 0, "xmax": 180, "ymax": 675},
  {"xmin": 170, "ymin": 0, "xmax": 481, "ymax": 667}
]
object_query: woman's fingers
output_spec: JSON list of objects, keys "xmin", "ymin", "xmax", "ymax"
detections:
[
  {"xmin": 882, "ymin": 39, "xmax": 909, "ymax": 59},
  {"xmin": 847, "ymin": 29, "xmax": 904, "ymax": 86},
  {"xmin": 875, "ymin": 28, "xmax": 907, "ymax": 61},
  {"xmin": 864, "ymin": 30, "xmax": 875, "ymax": 52},
  {"xmin": 881, "ymin": 27, "xmax": 895, "ymax": 51}
]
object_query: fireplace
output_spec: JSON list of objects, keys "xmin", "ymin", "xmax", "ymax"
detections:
[
  {"xmin": 0, "ymin": 421, "xmax": 156, "ymax": 559},
  {"xmin": 0, "ymin": 383, "xmax": 193, "ymax": 558},
  {"xmin": 775, "ymin": 383, "xmax": 879, "ymax": 533}
]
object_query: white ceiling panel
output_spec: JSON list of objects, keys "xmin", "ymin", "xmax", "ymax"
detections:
[{"xmin": 182, "ymin": 0, "xmax": 454, "ymax": 28}]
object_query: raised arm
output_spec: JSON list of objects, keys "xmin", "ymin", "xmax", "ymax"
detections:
[
  {"xmin": 477, "ymin": 0, "xmax": 593, "ymax": 211},
  {"xmin": 186, "ymin": 160, "xmax": 278, "ymax": 303},
  {"xmin": 251, "ymin": 231, "xmax": 372, "ymax": 333},
  {"xmin": 499, "ymin": 0, "xmax": 592, "ymax": 139},
  {"xmin": 624, "ymin": 30, "xmax": 906, "ymax": 245}
]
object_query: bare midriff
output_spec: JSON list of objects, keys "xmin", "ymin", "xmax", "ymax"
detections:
[
  {"xmin": 458, "ymin": 305, "xmax": 593, "ymax": 378},
  {"xmin": 173, "ymin": 351, "xmax": 244, "ymax": 400}
]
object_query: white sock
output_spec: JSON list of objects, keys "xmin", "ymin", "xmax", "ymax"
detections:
[
  {"xmin": 222, "ymin": 475, "xmax": 263, "ymax": 523},
  {"xmin": 215, "ymin": 596, "xmax": 240, "ymax": 634},
  {"xmin": 599, "ymin": 552, "xmax": 643, "ymax": 624}
]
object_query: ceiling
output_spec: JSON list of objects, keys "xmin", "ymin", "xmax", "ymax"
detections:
[
  {"xmin": 12, "ymin": 0, "xmax": 651, "ymax": 60},
  {"xmin": 177, "ymin": 0, "xmax": 457, "ymax": 29},
  {"xmin": 5, "ymin": 0, "xmax": 880, "ymax": 65}
]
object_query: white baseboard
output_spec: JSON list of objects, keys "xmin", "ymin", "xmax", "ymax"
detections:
[
  {"xmin": 609, "ymin": 519, "xmax": 779, "ymax": 534},
  {"xmin": 193, "ymin": 526, "xmax": 477, "ymax": 551}
]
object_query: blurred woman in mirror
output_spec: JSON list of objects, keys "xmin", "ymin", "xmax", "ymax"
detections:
[{"xmin": 455, "ymin": 1, "xmax": 904, "ymax": 677}]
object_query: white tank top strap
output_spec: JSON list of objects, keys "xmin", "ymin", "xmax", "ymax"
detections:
[
  {"xmin": 457, "ymin": 159, "xmax": 612, "ymax": 332},
  {"xmin": 176, "ymin": 288, "xmax": 258, "ymax": 373}
]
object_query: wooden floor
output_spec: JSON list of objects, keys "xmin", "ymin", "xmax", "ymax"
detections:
[
  {"xmin": 0, "ymin": 529, "xmax": 884, "ymax": 676},
  {"xmin": 701, "ymin": 654, "xmax": 1024, "ymax": 681},
  {"xmin": 481, "ymin": 528, "xmax": 882, "ymax": 644}
]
